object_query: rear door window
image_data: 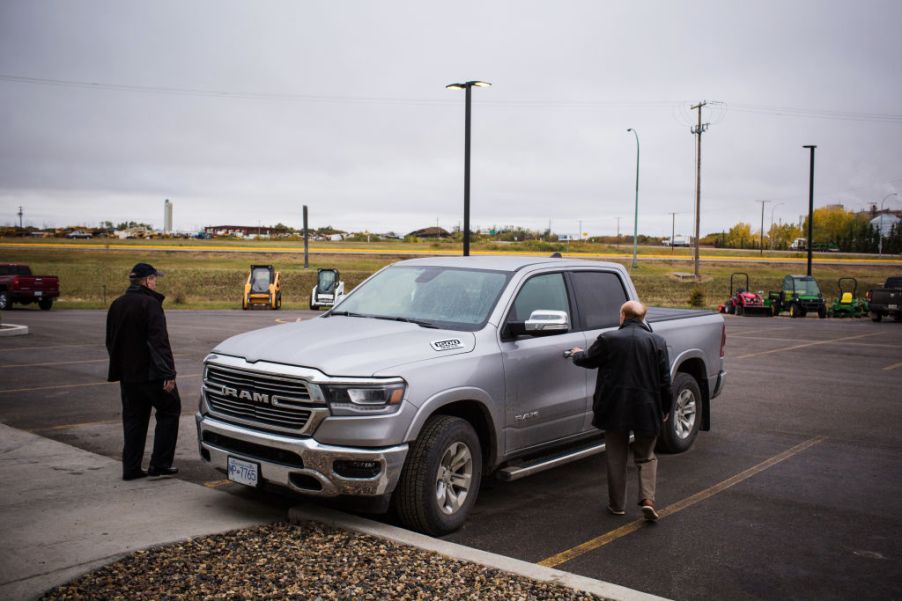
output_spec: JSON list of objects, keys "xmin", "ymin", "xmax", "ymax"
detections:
[{"xmin": 570, "ymin": 271, "xmax": 628, "ymax": 330}]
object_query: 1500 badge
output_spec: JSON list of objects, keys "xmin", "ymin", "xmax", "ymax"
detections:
[{"xmin": 430, "ymin": 338, "xmax": 464, "ymax": 351}]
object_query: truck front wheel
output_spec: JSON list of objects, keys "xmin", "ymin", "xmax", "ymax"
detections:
[
  {"xmin": 394, "ymin": 415, "xmax": 482, "ymax": 535},
  {"xmin": 658, "ymin": 373, "xmax": 702, "ymax": 454}
]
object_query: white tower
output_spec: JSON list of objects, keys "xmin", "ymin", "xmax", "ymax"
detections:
[{"xmin": 164, "ymin": 199, "xmax": 173, "ymax": 233}]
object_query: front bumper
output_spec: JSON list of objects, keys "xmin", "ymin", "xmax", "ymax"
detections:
[{"xmin": 196, "ymin": 413, "xmax": 408, "ymax": 497}]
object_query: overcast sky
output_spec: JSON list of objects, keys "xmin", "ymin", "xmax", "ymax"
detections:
[{"xmin": 1, "ymin": 0, "xmax": 900, "ymax": 237}]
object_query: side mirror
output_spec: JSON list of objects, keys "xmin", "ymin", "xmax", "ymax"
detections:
[
  {"xmin": 525, "ymin": 310, "xmax": 570, "ymax": 333},
  {"xmin": 505, "ymin": 309, "xmax": 570, "ymax": 338}
]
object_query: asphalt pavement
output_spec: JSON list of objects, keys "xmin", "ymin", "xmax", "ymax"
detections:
[{"xmin": 1, "ymin": 307, "xmax": 901, "ymax": 600}]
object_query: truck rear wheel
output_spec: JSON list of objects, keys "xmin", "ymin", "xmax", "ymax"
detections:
[
  {"xmin": 38, "ymin": 299, "xmax": 53, "ymax": 311},
  {"xmin": 871, "ymin": 312, "xmax": 882, "ymax": 322},
  {"xmin": 0, "ymin": 291, "xmax": 9, "ymax": 310},
  {"xmin": 394, "ymin": 415, "xmax": 482, "ymax": 535},
  {"xmin": 658, "ymin": 373, "xmax": 701, "ymax": 454}
]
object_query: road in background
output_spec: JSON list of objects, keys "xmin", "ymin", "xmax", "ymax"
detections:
[{"xmin": 1, "ymin": 308, "xmax": 901, "ymax": 600}]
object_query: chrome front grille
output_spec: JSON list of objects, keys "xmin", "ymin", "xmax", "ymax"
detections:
[{"xmin": 204, "ymin": 363, "xmax": 323, "ymax": 434}]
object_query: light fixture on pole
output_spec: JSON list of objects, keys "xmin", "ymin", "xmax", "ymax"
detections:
[
  {"xmin": 626, "ymin": 128, "xmax": 640, "ymax": 269},
  {"xmin": 446, "ymin": 80, "xmax": 492, "ymax": 257}
]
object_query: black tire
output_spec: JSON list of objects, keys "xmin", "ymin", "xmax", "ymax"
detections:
[
  {"xmin": 725, "ymin": 301, "xmax": 735, "ymax": 315},
  {"xmin": 394, "ymin": 415, "xmax": 482, "ymax": 535},
  {"xmin": 871, "ymin": 312, "xmax": 882, "ymax": 322},
  {"xmin": 789, "ymin": 303, "xmax": 800, "ymax": 318},
  {"xmin": 736, "ymin": 304, "xmax": 744, "ymax": 317},
  {"xmin": 894, "ymin": 313, "xmax": 902, "ymax": 323},
  {"xmin": 38, "ymin": 298, "xmax": 53, "ymax": 311},
  {"xmin": 0, "ymin": 290, "xmax": 9, "ymax": 310},
  {"xmin": 818, "ymin": 305, "xmax": 827, "ymax": 319},
  {"xmin": 657, "ymin": 373, "xmax": 702, "ymax": 454},
  {"xmin": 276, "ymin": 293, "xmax": 282, "ymax": 310}
]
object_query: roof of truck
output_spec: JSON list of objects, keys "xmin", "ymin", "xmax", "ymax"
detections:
[{"xmin": 390, "ymin": 255, "xmax": 624, "ymax": 272}]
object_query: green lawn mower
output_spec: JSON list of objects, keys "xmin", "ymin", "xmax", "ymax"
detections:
[
  {"xmin": 828, "ymin": 277, "xmax": 869, "ymax": 318},
  {"xmin": 768, "ymin": 275, "xmax": 827, "ymax": 318}
]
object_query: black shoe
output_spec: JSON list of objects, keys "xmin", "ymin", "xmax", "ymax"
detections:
[
  {"xmin": 123, "ymin": 469, "xmax": 148, "ymax": 481},
  {"xmin": 148, "ymin": 465, "xmax": 179, "ymax": 477}
]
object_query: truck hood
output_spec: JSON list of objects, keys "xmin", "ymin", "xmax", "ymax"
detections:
[{"xmin": 211, "ymin": 315, "xmax": 477, "ymax": 376}]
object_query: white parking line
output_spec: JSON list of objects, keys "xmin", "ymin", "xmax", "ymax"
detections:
[{"xmin": 735, "ymin": 333, "xmax": 882, "ymax": 359}]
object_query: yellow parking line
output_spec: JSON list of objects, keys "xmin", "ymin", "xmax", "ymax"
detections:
[
  {"xmin": 35, "ymin": 418, "xmax": 121, "ymax": 432},
  {"xmin": 883, "ymin": 362, "xmax": 902, "ymax": 371},
  {"xmin": 0, "ymin": 372, "xmax": 202, "ymax": 393},
  {"xmin": 735, "ymin": 333, "xmax": 881, "ymax": 360},
  {"xmin": 203, "ymin": 479, "xmax": 232, "ymax": 489},
  {"xmin": 1, "ymin": 353, "xmax": 192, "ymax": 369},
  {"xmin": 0, "ymin": 343, "xmax": 100, "ymax": 353},
  {"xmin": 537, "ymin": 436, "xmax": 826, "ymax": 568}
]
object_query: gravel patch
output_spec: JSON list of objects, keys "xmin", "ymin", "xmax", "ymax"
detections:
[{"xmin": 40, "ymin": 522, "xmax": 608, "ymax": 600}]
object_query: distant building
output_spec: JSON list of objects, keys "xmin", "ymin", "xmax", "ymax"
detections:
[
  {"xmin": 164, "ymin": 199, "xmax": 173, "ymax": 233},
  {"xmin": 204, "ymin": 225, "xmax": 277, "ymax": 237},
  {"xmin": 871, "ymin": 213, "xmax": 900, "ymax": 237}
]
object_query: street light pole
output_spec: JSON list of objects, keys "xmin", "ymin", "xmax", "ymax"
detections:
[
  {"xmin": 447, "ymin": 80, "xmax": 492, "ymax": 257},
  {"xmin": 627, "ymin": 128, "xmax": 640, "ymax": 269},
  {"xmin": 803, "ymin": 145, "xmax": 817, "ymax": 276},
  {"xmin": 669, "ymin": 212, "xmax": 677, "ymax": 253},
  {"xmin": 757, "ymin": 200, "xmax": 772, "ymax": 256}
]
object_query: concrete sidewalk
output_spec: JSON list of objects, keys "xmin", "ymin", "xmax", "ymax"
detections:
[{"xmin": 0, "ymin": 423, "xmax": 284, "ymax": 600}]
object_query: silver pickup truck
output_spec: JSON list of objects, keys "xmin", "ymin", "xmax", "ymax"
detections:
[{"xmin": 196, "ymin": 255, "xmax": 726, "ymax": 534}]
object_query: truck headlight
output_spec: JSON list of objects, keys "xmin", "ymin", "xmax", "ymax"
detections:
[{"xmin": 320, "ymin": 382, "xmax": 406, "ymax": 416}]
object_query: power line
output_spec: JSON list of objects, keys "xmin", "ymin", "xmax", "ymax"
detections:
[{"xmin": 2, "ymin": 73, "xmax": 901, "ymax": 123}]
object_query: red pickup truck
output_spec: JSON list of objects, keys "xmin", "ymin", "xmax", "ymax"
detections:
[{"xmin": 0, "ymin": 264, "xmax": 60, "ymax": 310}]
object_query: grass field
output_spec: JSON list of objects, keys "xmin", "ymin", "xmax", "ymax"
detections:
[{"xmin": 1, "ymin": 238, "xmax": 899, "ymax": 311}]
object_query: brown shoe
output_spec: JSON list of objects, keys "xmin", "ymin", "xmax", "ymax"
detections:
[{"xmin": 640, "ymin": 500, "xmax": 659, "ymax": 522}]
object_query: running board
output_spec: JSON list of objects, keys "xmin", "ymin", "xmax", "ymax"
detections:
[{"xmin": 496, "ymin": 440, "xmax": 607, "ymax": 482}]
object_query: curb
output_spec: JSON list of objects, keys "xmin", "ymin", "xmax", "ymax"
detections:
[
  {"xmin": 288, "ymin": 504, "xmax": 671, "ymax": 601},
  {"xmin": 0, "ymin": 323, "xmax": 29, "ymax": 337}
]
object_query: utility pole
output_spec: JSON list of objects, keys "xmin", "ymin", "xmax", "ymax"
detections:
[
  {"xmin": 757, "ymin": 200, "xmax": 772, "ymax": 256},
  {"xmin": 803, "ymin": 145, "xmax": 816, "ymax": 276},
  {"xmin": 690, "ymin": 101, "xmax": 710, "ymax": 279},
  {"xmin": 669, "ymin": 212, "xmax": 677, "ymax": 253},
  {"xmin": 18, "ymin": 206, "xmax": 23, "ymax": 229},
  {"xmin": 616, "ymin": 217, "xmax": 621, "ymax": 245},
  {"xmin": 578, "ymin": 220, "xmax": 582, "ymax": 242},
  {"xmin": 303, "ymin": 205, "xmax": 309, "ymax": 269}
]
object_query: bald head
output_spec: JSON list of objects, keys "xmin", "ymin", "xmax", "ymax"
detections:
[{"xmin": 620, "ymin": 300, "xmax": 647, "ymax": 324}]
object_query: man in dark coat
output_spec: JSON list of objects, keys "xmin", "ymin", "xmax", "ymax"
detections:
[
  {"xmin": 569, "ymin": 300, "xmax": 673, "ymax": 521},
  {"xmin": 106, "ymin": 262, "xmax": 181, "ymax": 480}
]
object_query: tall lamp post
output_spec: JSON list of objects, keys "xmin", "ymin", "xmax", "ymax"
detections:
[
  {"xmin": 878, "ymin": 192, "xmax": 899, "ymax": 256},
  {"xmin": 803, "ymin": 145, "xmax": 816, "ymax": 276},
  {"xmin": 627, "ymin": 128, "xmax": 640, "ymax": 269},
  {"xmin": 446, "ymin": 80, "xmax": 492, "ymax": 256}
]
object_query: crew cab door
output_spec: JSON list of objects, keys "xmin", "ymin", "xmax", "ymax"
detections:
[
  {"xmin": 567, "ymin": 270, "xmax": 631, "ymax": 430},
  {"xmin": 499, "ymin": 272, "xmax": 589, "ymax": 453}
]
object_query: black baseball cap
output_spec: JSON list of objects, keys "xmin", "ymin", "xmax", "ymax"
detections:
[{"xmin": 129, "ymin": 263, "xmax": 164, "ymax": 278}]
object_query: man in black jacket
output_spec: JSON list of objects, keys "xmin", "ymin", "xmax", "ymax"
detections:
[
  {"xmin": 569, "ymin": 300, "xmax": 673, "ymax": 521},
  {"xmin": 106, "ymin": 262, "xmax": 180, "ymax": 480}
]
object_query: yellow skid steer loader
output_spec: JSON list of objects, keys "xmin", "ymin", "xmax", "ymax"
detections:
[{"xmin": 242, "ymin": 265, "xmax": 282, "ymax": 310}]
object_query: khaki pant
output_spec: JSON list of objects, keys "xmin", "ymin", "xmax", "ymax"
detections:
[{"xmin": 604, "ymin": 431, "xmax": 657, "ymax": 511}]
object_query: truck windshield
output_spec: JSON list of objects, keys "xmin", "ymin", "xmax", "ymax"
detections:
[
  {"xmin": 333, "ymin": 266, "xmax": 510, "ymax": 331},
  {"xmin": 794, "ymin": 278, "xmax": 821, "ymax": 295}
]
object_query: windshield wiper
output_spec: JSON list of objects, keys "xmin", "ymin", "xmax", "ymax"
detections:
[
  {"xmin": 325, "ymin": 310, "xmax": 368, "ymax": 319},
  {"xmin": 371, "ymin": 315, "xmax": 440, "ymax": 329}
]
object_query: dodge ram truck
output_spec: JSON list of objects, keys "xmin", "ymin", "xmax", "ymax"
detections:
[
  {"xmin": 0, "ymin": 264, "xmax": 60, "ymax": 310},
  {"xmin": 197, "ymin": 256, "xmax": 726, "ymax": 534},
  {"xmin": 867, "ymin": 276, "xmax": 902, "ymax": 322}
]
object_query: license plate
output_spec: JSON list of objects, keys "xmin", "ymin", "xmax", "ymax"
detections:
[
  {"xmin": 34, "ymin": 291, "xmax": 42, "ymax": 297},
  {"xmin": 889, "ymin": 304, "xmax": 898, "ymax": 310},
  {"xmin": 227, "ymin": 456, "xmax": 259, "ymax": 487}
]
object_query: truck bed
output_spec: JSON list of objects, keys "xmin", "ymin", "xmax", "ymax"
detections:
[{"xmin": 647, "ymin": 307, "xmax": 716, "ymax": 323}]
